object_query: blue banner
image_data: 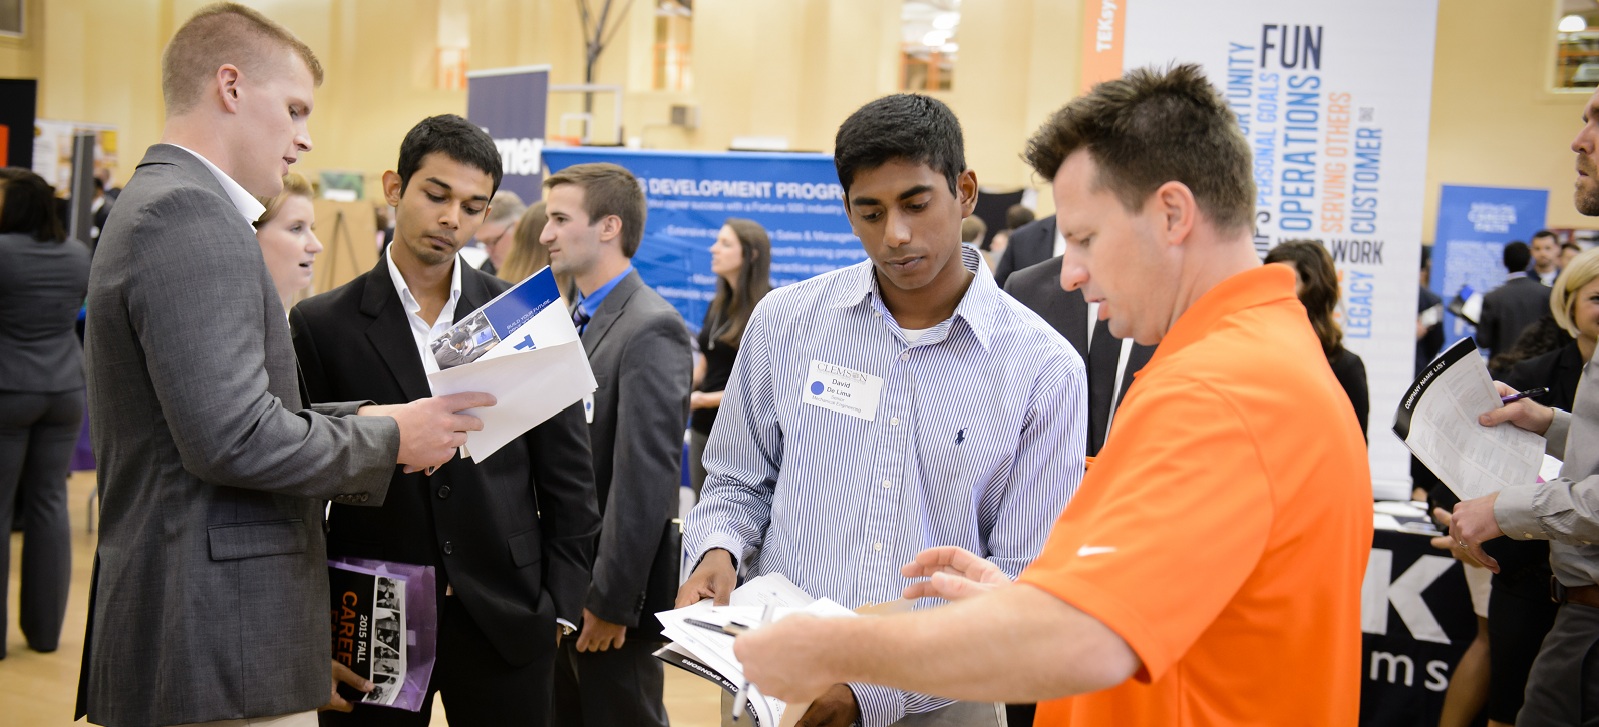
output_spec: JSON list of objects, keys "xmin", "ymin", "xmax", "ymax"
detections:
[
  {"xmin": 466, "ymin": 66, "xmax": 549, "ymax": 204},
  {"xmin": 1432, "ymin": 185, "xmax": 1549, "ymax": 346},
  {"xmin": 541, "ymin": 148, "xmax": 860, "ymax": 331}
]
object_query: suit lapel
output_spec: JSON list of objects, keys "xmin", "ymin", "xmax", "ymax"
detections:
[
  {"xmin": 580, "ymin": 270, "xmax": 642, "ymax": 352},
  {"xmin": 360, "ymin": 253, "xmax": 435, "ymax": 402}
]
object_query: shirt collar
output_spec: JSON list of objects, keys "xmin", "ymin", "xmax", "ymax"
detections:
[
  {"xmin": 385, "ymin": 242, "xmax": 463, "ymax": 316},
  {"xmin": 829, "ymin": 244, "xmax": 999, "ymax": 349},
  {"xmin": 1145, "ymin": 263, "xmax": 1293, "ymax": 367},
  {"xmin": 579, "ymin": 266, "xmax": 633, "ymax": 318},
  {"xmin": 167, "ymin": 143, "xmax": 267, "ymax": 224}
]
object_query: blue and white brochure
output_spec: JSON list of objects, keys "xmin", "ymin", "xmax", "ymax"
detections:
[{"xmin": 427, "ymin": 267, "xmax": 597, "ymax": 461}]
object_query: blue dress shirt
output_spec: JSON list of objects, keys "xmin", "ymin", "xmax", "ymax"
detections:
[{"xmin": 684, "ymin": 245, "xmax": 1087, "ymax": 725}]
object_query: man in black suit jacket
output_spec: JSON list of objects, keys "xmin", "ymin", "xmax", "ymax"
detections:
[
  {"xmin": 291, "ymin": 115, "xmax": 600, "ymax": 726},
  {"xmin": 1006, "ymin": 256, "xmax": 1155, "ymax": 457},
  {"xmin": 994, "ymin": 214, "xmax": 1059, "ymax": 287},
  {"xmin": 1478, "ymin": 241, "xmax": 1553, "ymax": 362},
  {"xmin": 541, "ymin": 162, "xmax": 693, "ymax": 727}
]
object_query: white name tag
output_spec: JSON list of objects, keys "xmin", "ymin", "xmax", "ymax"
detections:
[{"xmin": 803, "ymin": 360, "xmax": 882, "ymax": 422}]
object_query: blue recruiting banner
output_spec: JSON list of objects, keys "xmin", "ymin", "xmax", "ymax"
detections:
[
  {"xmin": 466, "ymin": 65, "xmax": 550, "ymax": 204},
  {"xmin": 1432, "ymin": 185, "xmax": 1549, "ymax": 347},
  {"xmin": 542, "ymin": 148, "xmax": 860, "ymax": 330}
]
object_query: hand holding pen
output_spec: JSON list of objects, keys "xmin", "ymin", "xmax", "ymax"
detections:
[{"xmin": 1500, "ymin": 386, "xmax": 1547, "ymax": 404}]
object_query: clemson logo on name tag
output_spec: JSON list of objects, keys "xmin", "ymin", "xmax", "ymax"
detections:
[{"xmin": 802, "ymin": 360, "xmax": 883, "ymax": 422}]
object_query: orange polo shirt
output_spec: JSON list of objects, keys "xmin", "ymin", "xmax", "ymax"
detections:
[{"xmin": 1018, "ymin": 264, "xmax": 1372, "ymax": 726}]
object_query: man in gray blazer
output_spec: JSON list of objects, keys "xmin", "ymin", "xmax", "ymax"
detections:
[
  {"xmin": 76, "ymin": 6, "xmax": 490, "ymax": 726},
  {"xmin": 541, "ymin": 162, "xmax": 694, "ymax": 727}
]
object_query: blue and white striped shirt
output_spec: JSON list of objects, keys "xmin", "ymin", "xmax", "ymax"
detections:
[{"xmin": 686, "ymin": 245, "xmax": 1087, "ymax": 726}]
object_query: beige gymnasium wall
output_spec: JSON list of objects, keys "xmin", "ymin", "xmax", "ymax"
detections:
[{"xmin": 1, "ymin": 0, "xmax": 1594, "ymax": 238}]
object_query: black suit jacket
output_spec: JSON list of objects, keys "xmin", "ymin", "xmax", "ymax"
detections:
[
  {"xmin": 994, "ymin": 215, "xmax": 1058, "ymax": 288},
  {"xmin": 1477, "ymin": 275, "xmax": 1551, "ymax": 359},
  {"xmin": 580, "ymin": 269, "xmax": 693, "ymax": 633},
  {"xmin": 290, "ymin": 254, "xmax": 601, "ymax": 667},
  {"xmin": 1004, "ymin": 255, "xmax": 1155, "ymax": 456}
]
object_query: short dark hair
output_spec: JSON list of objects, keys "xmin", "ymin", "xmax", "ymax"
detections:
[
  {"xmin": 543, "ymin": 162, "xmax": 647, "ymax": 257},
  {"xmin": 1531, "ymin": 229, "xmax": 1557, "ymax": 243},
  {"xmin": 1004, "ymin": 204, "xmax": 1035, "ymax": 230},
  {"xmin": 1024, "ymin": 63, "xmax": 1255, "ymax": 232},
  {"xmin": 1503, "ymin": 241, "xmax": 1531, "ymax": 272},
  {"xmin": 396, "ymin": 114, "xmax": 503, "ymax": 196},
  {"xmin": 834, "ymin": 94, "xmax": 966, "ymax": 196},
  {"xmin": 0, "ymin": 167, "xmax": 66, "ymax": 242},
  {"xmin": 162, "ymin": 2, "xmax": 324, "ymax": 115}
]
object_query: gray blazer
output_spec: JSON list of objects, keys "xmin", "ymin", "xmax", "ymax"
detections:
[
  {"xmin": 77, "ymin": 144, "xmax": 401, "ymax": 727},
  {"xmin": 581, "ymin": 270, "xmax": 693, "ymax": 629},
  {"xmin": 0, "ymin": 232, "xmax": 90, "ymax": 392}
]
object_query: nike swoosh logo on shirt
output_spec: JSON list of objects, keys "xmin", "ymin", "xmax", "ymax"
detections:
[{"xmin": 1076, "ymin": 545, "xmax": 1117, "ymax": 557}]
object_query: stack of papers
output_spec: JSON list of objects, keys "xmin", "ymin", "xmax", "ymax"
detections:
[
  {"xmin": 1393, "ymin": 337, "xmax": 1545, "ymax": 500},
  {"xmin": 654, "ymin": 574, "xmax": 858, "ymax": 726},
  {"xmin": 426, "ymin": 266, "xmax": 597, "ymax": 462}
]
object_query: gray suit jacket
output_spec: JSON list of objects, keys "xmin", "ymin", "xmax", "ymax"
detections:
[
  {"xmin": 77, "ymin": 144, "xmax": 401, "ymax": 727},
  {"xmin": 580, "ymin": 270, "xmax": 693, "ymax": 629},
  {"xmin": 0, "ymin": 232, "xmax": 90, "ymax": 392}
]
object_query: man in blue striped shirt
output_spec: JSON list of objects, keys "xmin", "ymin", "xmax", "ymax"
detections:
[{"xmin": 678, "ymin": 94, "xmax": 1088, "ymax": 727}]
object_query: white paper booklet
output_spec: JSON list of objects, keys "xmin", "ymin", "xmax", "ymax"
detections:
[
  {"xmin": 1392, "ymin": 337, "xmax": 1544, "ymax": 500},
  {"xmin": 654, "ymin": 573, "xmax": 859, "ymax": 727},
  {"xmin": 426, "ymin": 266, "xmax": 597, "ymax": 461}
]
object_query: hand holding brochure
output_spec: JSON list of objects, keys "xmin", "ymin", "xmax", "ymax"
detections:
[
  {"xmin": 426, "ymin": 266, "xmax": 597, "ymax": 461},
  {"xmin": 1392, "ymin": 337, "xmax": 1545, "ymax": 500},
  {"xmin": 653, "ymin": 573, "xmax": 885, "ymax": 727}
]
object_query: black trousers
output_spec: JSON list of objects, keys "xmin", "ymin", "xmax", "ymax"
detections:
[
  {"xmin": 320, "ymin": 594, "xmax": 556, "ymax": 727},
  {"xmin": 0, "ymin": 389, "xmax": 81, "ymax": 656},
  {"xmin": 551, "ymin": 636, "xmax": 668, "ymax": 727}
]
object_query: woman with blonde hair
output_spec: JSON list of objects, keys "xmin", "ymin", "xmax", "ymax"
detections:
[{"xmin": 253, "ymin": 172, "xmax": 322, "ymax": 309}]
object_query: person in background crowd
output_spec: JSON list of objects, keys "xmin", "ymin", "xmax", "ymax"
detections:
[
  {"xmin": 1531, "ymin": 229, "xmax": 1561, "ymax": 286},
  {"xmin": 254, "ymin": 171, "xmax": 323, "ymax": 309},
  {"xmin": 1263, "ymin": 240, "xmax": 1369, "ymax": 441},
  {"xmin": 473, "ymin": 190, "xmax": 524, "ymax": 275},
  {"xmin": 961, "ymin": 214, "xmax": 986, "ymax": 245},
  {"xmin": 542, "ymin": 162, "xmax": 693, "ymax": 727},
  {"xmin": 680, "ymin": 93, "xmax": 1085, "ymax": 727},
  {"xmin": 498, "ymin": 201, "xmax": 560, "ymax": 290},
  {"xmin": 987, "ymin": 202, "xmax": 1035, "ymax": 259},
  {"xmin": 0, "ymin": 167, "xmax": 90, "ymax": 660},
  {"xmin": 1562, "ymin": 240, "xmax": 1584, "ymax": 270},
  {"xmin": 688, "ymin": 218, "xmax": 771, "ymax": 501},
  {"xmin": 375, "ymin": 202, "xmax": 396, "ymax": 247},
  {"xmin": 1478, "ymin": 241, "xmax": 1553, "ymax": 365},
  {"xmin": 729, "ymin": 63, "xmax": 1372, "ymax": 727},
  {"xmin": 1450, "ymin": 84, "xmax": 1599, "ymax": 727}
]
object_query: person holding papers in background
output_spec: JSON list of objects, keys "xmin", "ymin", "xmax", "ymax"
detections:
[
  {"xmin": 540, "ymin": 162, "xmax": 693, "ymax": 727},
  {"xmin": 290, "ymin": 114, "xmax": 600, "ymax": 726},
  {"xmin": 678, "ymin": 93, "xmax": 1086, "ymax": 727},
  {"xmin": 1448, "ymin": 87, "xmax": 1599, "ymax": 726},
  {"xmin": 729, "ymin": 65, "xmax": 1372, "ymax": 727}
]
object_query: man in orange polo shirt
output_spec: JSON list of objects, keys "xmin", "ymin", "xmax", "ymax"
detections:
[{"xmin": 730, "ymin": 63, "xmax": 1373, "ymax": 726}]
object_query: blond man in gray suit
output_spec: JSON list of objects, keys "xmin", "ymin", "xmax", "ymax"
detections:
[{"xmin": 76, "ymin": 5, "xmax": 492, "ymax": 726}]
